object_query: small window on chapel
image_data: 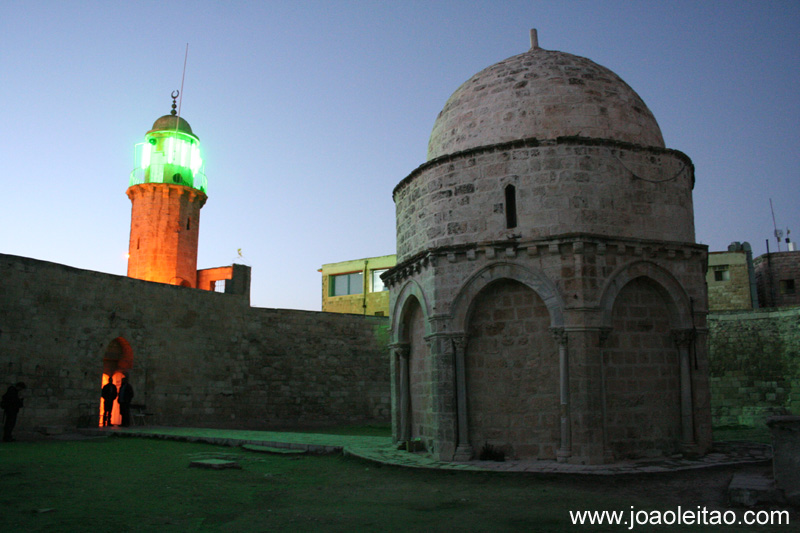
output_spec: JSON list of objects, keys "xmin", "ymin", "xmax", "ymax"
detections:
[
  {"xmin": 713, "ymin": 266, "xmax": 730, "ymax": 282},
  {"xmin": 505, "ymin": 184, "xmax": 517, "ymax": 229}
]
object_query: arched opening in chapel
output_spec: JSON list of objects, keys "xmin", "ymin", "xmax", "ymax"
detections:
[
  {"xmin": 402, "ymin": 297, "xmax": 431, "ymax": 442},
  {"xmin": 465, "ymin": 278, "xmax": 558, "ymax": 460},
  {"xmin": 604, "ymin": 277, "xmax": 681, "ymax": 459},
  {"xmin": 99, "ymin": 337, "xmax": 134, "ymax": 427}
]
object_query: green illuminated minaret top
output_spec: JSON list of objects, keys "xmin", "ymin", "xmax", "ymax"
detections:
[{"xmin": 129, "ymin": 91, "xmax": 207, "ymax": 194}]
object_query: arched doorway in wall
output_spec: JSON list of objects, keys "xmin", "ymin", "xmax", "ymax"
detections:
[
  {"xmin": 402, "ymin": 297, "xmax": 431, "ymax": 442},
  {"xmin": 99, "ymin": 337, "xmax": 134, "ymax": 427},
  {"xmin": 603, "ymin": 277, "xmax": 681, "ymax": 459},
  {"xmin": 465, "ymin": 279, "xmax": 558, "ymax": 460}
]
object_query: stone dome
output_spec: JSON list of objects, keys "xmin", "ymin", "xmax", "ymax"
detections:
[
  {"xmin": 149, "ymin": 115, "xmax": 196, "ymax": 138},
  {"xmin": 427, "ymin": 41, "xmax": 664, "ymax": 161}
]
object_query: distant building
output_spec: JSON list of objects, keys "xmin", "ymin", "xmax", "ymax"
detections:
[
  {"xmin": 706, "ymin": 242, "xmax": 758, "ymax": 311},
  {"xmin": 705, "ymin": 240, "xmax": 800, "ymax": 311},
  {"xmin": 321, "ymin": 255, "xmax": 396, "ymax": 316},
  {"xmin": 755, "ymin": 249, "xmax": 800, "ymax": 308}
]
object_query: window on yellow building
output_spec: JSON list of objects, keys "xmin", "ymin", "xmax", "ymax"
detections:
[
  {"xmin": 371, "ymin": 269, "xmax": 389, "ymax": 292},
  {"xmin": 330, "ymin": 272, "xmax": 363, "ymax": 296},
  {"xmin": 713, "ymin": 266, "xmax": 730, "ymax": 282}
]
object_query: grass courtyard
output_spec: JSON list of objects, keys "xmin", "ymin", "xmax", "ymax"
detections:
[{"xmin": 0, "ymin": 427, "xmax": 794, "ymax": 532}]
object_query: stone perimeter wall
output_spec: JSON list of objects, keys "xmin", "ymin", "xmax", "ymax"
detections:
[
  {"xmin": 708, "ymin": 307, "xmax": 800, "ymax": 427},
  {"xmin": 5, "ymin": 250, "xmax": 796, "ymax": 438},
  {"xmin": 0, "ymin": 254, "xmax": 390, "ymax": 432}
]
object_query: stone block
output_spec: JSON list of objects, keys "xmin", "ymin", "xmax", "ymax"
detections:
[
  {"xmin": 190, "ymin": 459, "xmax": 241, "ymax": 470},
  {"xmin": 768, "ymin": 416, "xmax": 800, "ymax": 505}
]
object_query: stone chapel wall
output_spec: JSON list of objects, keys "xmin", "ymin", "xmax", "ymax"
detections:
[
  {"xmin": 394, "ymin": 139, "xmax": 695, "ymax": 262},
  {"xmin": 0, "ymin": 253, "xmax": 390, "ymax": 432}
]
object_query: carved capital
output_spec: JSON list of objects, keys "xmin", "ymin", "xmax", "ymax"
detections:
[
  {"xmin": 452, "ymin": 335, "xmax": 467, "ymax": 352},
  {"xmin": 391, "ymin": 343, "xmax": 411, "ymax": 360},
  {"xmin": 550, "ymin": 327, "xmax": 568, "ymax": 347},
  {"xmin": 598, "ymin": 328, "xmax": 613, "ymax": 347},
  {"xmin": 671, "ymin": 329, "xmax": 695, "ymax": 349}
]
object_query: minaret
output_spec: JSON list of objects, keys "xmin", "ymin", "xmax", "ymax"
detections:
[{"xmin": 126, "ymin": 92, "xmax": 207, "ymax": 287}]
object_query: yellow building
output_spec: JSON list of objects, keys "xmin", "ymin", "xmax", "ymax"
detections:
[
  {"xmin": 706, "ymin": 243, "xmax": 758, "ymax": 311},
  {"xmin": 320, "ymin": 255, "xmax": 396, "ymax": 316}
]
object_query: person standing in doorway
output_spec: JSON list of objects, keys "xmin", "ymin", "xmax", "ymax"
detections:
[
  {"xmin": 101, "ymin": 378, "xmax": 117, "ymax": 427},
  {"xmin": 2, "ymin": 382, "xmax": 27, "ymax": 442},
  {"xmin": 118, "ymin": 377, "xmax": 135, "ymax": 427}
]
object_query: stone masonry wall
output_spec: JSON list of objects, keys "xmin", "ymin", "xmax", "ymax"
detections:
[
  {"xmin": 0, "ymin": 253, "xmax": 390, "ymax": 432},
  {"xmin": 708, "ymin": 307, "xmax": 800, "ymax": 427}
]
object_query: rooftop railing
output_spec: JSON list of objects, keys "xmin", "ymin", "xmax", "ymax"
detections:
[{"xmin": 129, "ymin": 165, "xmax": 207, "ymax": 194}]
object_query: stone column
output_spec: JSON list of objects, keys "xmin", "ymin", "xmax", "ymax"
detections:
[
  {"xmin": 426, "ymin": 332, "xmax": 458, "ymax": 460},
  {"xmin": 551, "ymin": 327, "xmax": 571, "ymax": 462},
  {"xmin": 672, "ymin": 329, "xmax": 695, "ymax": 447},
  {"xmin": 598, "ymin": 328, "xmax": 614, "ymax": 463},
  {"xmin": 392, "ymin": 343, "xmax": 411, "ymax": 443},
  {"xmin": 452, "ymin": 335, "xmax": 473, "ymax": 461}
]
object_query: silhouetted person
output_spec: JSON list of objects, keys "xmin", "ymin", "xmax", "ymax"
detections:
[
  {"xmin": 101, "ymin": 378, "xmax": 117, "ymax": 427},
  {"xmin": 118, "ymin": 377, "xmax": 135, "ymax": 427},
  {"xmin": 2, "ymin": 382, "xmax": 27, "ymax": 442}
]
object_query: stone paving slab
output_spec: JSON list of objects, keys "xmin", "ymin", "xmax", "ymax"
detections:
[
  {"xmin": 242, "ymin": 444, "xmax": 307, "ymax": 455},
  {"xmin": 190, "ymin": 458, "xmax": 242, "ymax": 470},
  {"xmin": 728, "ymin": 473, "xmax": 780, "ymax": 506},
  {"xmin": 89, "ymin": 427, "xmax": 772, "ymax": 476}
]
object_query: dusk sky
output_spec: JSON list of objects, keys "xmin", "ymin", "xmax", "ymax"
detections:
[{"xmin": 2, "ymin": 1, "xmax": 798, "ymax": 311}]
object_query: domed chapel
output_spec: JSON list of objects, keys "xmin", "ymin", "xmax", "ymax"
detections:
[{"xmin": 383, "ymin": 30, "xmax": 712, "ymax": 464}]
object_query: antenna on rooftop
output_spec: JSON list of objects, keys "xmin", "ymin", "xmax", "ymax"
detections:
[{"xmin": 770, "ymin": 198, "xmax": 782, "ymax": 252}]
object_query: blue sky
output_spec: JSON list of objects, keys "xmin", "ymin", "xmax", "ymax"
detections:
[{"xmin": 2, "ymin": 1, "xmax": 798, "ymax": 310}]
